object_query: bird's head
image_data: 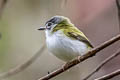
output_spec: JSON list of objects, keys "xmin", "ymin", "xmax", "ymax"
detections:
[{"xmin": 38, "ymin": 16, "xmax": 73, "ymax": 34}]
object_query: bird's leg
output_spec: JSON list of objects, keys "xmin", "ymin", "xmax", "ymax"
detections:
[
  {"xmin": 62, "ymin": 61, "xmax": 71, "ymax": 71},
  {"xmin": 77, "ymin": 56, "xmax": 81, "ymax": 62}
]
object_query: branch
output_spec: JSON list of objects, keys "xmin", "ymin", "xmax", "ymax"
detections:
[
  {"xmin": 38, "ymin": 34, "xmax": 120, "ymax": 80},
  {"xmin": 83, "ymin": 49, "xmax": 120, "ymax": 80},
  {"xmin": 116, "ymin": 0, "xmax": 120, "ymax": 14},
  {"xmin": 95, "ymin": 69, "xmax": 120, "ymax": 80},
  {"xmin": 116, "ymin": 0, "xmax": 120, "ymax": 32},
  {"xmin": 0, "ymin": 44, "xmax": 46, "ymax": 79}
]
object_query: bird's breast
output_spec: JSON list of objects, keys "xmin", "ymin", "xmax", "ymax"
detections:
[{"xmin": 45, "ymin": 31, "xmax": 89, "ymax": 62}]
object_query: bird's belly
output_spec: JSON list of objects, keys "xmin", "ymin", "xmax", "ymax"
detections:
[{"xmin": 46, "ymin": 34, "xmax": 88, "ymax": 62}]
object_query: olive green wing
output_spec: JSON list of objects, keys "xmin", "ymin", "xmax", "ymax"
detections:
[{"xmin": 67, "ymin": 31, "xmax": 94, "ymax": 48}]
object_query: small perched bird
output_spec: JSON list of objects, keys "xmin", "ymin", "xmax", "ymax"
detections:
[{"xmin": 38, "ymin": 16, "xmax": 93, "ymax": 62}]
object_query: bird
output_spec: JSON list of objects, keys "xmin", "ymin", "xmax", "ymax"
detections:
[{"xmin": 38, "ymin": 16, "xmax": 93, "ymax": 62}]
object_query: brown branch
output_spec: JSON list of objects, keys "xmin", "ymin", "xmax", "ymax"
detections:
[
  {"xmin": 38, "ymin": 34, "xmax": 120, "ymax": 80},
  {"xmin": 83, "ymin": 49, "xmax": 120, "ymax": 80},
  {"xmin": 95, "ymin": 69, "xmax": 120, "ymax": 80},
  {"xmin": 116, "ymin": 0, "xmax": 120, "ymax": 32},
  {"xmin": 0, "ymin": 44, "xmax": 46, "ymax": 79},
  {"xmin": 116, "ymin": 0, "xmax": 120, "ymax": 14}
]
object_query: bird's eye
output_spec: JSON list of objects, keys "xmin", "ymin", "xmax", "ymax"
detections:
[
  {"xmin": 46, "ymin": 22, "xmax": 53, "ymax": 30},
  {"xmin": 47, "ymin": 22, "xmax": 53, "ymax": 26}
]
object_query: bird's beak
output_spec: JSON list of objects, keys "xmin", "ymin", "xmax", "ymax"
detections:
[{"xmin": 37, "ymin": 27, "xmax": 46, "ymax": 30}]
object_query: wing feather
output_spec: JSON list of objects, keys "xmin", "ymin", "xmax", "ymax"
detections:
[{"xmin": 67, "ymin": 32, "xmax": 93, "ymax": 48}]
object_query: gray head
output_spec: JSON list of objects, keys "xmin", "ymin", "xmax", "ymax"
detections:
[
  {"xmin": 46, "ymin": 16, "xmax": 64, "ymax": 25},
  {"xmin": 38, "ymin": 16, "xmax": 70, "ymax": 31}
]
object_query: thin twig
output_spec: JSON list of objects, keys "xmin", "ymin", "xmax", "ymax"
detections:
[
  {"xmin": 116, "ymin": 0, "xmax": 120, "ymax": 13},
  {"xmin": 83, "ymin": 49, "xmax": 120, "ymax": 80},
  {"xmin": 116, "ymin": 0, "xmax": 120, "ymax": 32},
  {"xmin": 95, "ymin": 69, "xmax": 120, "ymax": 80},
  {"xmin": 0, "ymin": 44, "xmax": 46, "ymax": 79},
  {"xmin": 38, "ymin": 34, "xmax": 120, "ymax": 80}
]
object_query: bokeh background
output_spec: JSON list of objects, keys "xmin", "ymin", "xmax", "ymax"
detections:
[{"xmin": 0, "ymin": 0, "xmax": 120, "ymax": 80}]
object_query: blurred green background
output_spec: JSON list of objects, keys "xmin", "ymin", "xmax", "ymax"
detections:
[{"xmin": 0, "ymin": 0, "xmax": 120, "ymax": 80}]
